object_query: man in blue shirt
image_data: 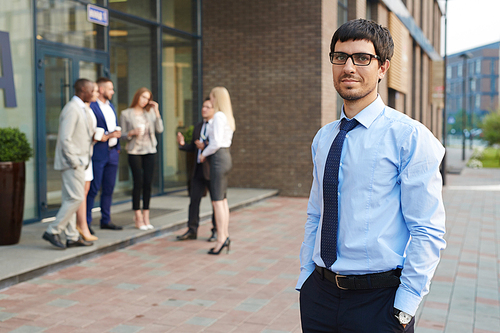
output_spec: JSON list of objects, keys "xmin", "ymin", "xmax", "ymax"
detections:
[{"xmin": 297, "ymin": 19, "xmax": 446, "ymax": 332}]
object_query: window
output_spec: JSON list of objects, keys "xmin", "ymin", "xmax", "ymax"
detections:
[
  {"xmin": 108, "ymin": 0, "xmax": 156, "ymax": 21},
  {"xmin": 446, "ymin": 66, "xmax": 452, "ymax": 79},
  {"xmin": 36, "ymin": 0, "xmax": 106, "ymax": 50},
  {"xmin": 476, "ymin": 59, "xmax": 481, "ymax": 74},
  {"xmin": 470, "ymin": 79, "xmax": 476, "ymax": 92},
  {"xmin": 457, "ymin": 64, "xmax": 462, "ymax": 77},
  {"xmin": 475, "ymin": 94, "xmax": 480, "ymax": 109},
  {"xmin": 338, "ymin": 0, "xmax": 348, "ymax": 26}
]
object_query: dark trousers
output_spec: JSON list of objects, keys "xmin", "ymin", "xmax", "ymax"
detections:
[
  {"xmin": 128, "ymin": 154, "xmax": 155, "ymax": 210},
  {"xmin": 188, "ymin": 162, "xmax": 216, "ymax": 234},
  {"xmin": 87, "ymin": 157, "xmax": 118, "ymax": 226},
  {"xmin": 300, "ymin": 269, "xmax": 415, "ymax": 333}
]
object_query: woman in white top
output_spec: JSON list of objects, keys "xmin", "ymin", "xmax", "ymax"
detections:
[
  {"xmin": 199, "ymin": 87, "xmax": 235, "ymax": 255},
  {"xmin": 120, "ymin": 87, "xmax": 164, "ymax": 230}
]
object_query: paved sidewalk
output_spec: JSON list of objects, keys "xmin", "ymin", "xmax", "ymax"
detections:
[
  {"xmin": 0, "ymin": 188, "xmax": 278, "ymax": 290},
  {"xmin": 1, "ymin": 146, "xmax": 499, "ymax": 333}
]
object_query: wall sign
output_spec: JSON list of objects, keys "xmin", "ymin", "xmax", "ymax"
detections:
[{"xmin": 87, "ymin": 4, "xmax": 109, "ymax": 26}]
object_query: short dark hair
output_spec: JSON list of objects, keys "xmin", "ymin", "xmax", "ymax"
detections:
[
  {"xmin": 330, "ymin": 19, "xmax": 394, "ymax": 64},
  {"xmin": 96, "ymin": 77, "xmax": 112, "ymax": 85},
  {"xmin": 73, "ymin": 78, "xmax": 93, "ymax": 94}
]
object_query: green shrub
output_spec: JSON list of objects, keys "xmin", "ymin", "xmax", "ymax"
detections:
[
  {"xmin": 184, "ymin": 125, "xmax": 194, "ymax": 144},
  {"xmin": 0, "ymin": 127, "xmax": 33, "ymax": 162}
]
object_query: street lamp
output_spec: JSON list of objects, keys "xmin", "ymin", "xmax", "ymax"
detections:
[
  {"xmin": 441, "ymin": 0, "xmax": 448, "ymax": 185},
  {"xmin": 459, "ymin": 52, "xmax": 473, "ymax": 161}
]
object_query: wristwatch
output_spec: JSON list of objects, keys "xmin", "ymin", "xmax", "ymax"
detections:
[{"xmin": 394, "ymin": 308, "xmax": 412, "ymax": 325}]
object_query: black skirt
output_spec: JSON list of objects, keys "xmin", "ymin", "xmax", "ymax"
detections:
[{"xmin": 208, "ymin": 148, "xmax": 232, "ymax": 201}]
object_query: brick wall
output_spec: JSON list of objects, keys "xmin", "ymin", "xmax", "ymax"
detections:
[{"xmin": 202, "ymin": 0, "xmax": 323, "ymax": 196}]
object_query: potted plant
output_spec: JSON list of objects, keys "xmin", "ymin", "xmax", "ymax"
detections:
[{"xmin": 0, "ymin": 127, "xmax": 33, "ymax": 245}]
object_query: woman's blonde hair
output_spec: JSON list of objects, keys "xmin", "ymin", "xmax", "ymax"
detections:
[
  {"xmin": 130, "ymin": 87, "xmax": 153, "ymax": 110},
  {"xmin": 211, "ymin": 86, "xmax": 235, "ymax": 131}
]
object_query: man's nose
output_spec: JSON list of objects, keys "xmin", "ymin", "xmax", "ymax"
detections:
[{"xmin": 343, "ymin": 57, "xmax": 356, "ymax": 71}]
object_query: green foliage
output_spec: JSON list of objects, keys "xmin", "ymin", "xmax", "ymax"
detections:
[
  {"xmin": 0, "ymin": 127, "xmax": 33, "ymax": 162},
  {"xmin": 477, "ymin": 147, "xmax": 500, "ymax": 168},
  {"xmin": 184, "ymin": 125, "xmax": 194, "ymax": 144},
  {"xmin": 480, "ymin": 110, "xmax": 500, "ymax": 146},
  {"xmin": 447, "ymin": 109, "xmax": 482, "ymax": 134}
]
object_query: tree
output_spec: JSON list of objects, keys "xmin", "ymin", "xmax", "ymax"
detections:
[{"xmin": 480, "ymin": 110, "xmax": 500, "ymax": 146}]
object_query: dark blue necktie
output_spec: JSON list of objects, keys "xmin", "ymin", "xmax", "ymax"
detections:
[{"xmin": 321, "ymin": 118, "xmax": 359, "ymax": 268}]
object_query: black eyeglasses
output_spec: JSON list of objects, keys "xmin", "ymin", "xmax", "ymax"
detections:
[{"xmin": 329, "ymin": 52, "xmax": 381, "ymax": 66}]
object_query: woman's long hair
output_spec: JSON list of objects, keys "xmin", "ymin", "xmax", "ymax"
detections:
[
  {"xmin": 130, "ymin": 87, "xmax": 153, "ymax": 111},
  {"xmin": 211, "ymin": 86, "xmax": 235, "ymax": 132}
]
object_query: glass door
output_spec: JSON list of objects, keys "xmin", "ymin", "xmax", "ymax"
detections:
[{"xmin": 36, "ymin": 45, "xmax": 108, "ymax": 218}]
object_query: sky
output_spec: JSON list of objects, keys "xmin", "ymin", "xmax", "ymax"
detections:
[{"xmin": 439, "ymin": 0, "xmax": 500, "ymax": 56}]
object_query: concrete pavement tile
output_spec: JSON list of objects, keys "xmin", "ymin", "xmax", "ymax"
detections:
[
  {"xmin": 248, "ymin": 278, "xmax": 271, "ymax": 285},
  {"xmin": 50, "ymin": 288, "xmax": 76, "ymax": 296},
  {"xmin": 165, "ymin": 284, "xmax": 191, "ymax": 291},
  {"xmin": 186, "ymin": 316, "xmax": 217, "ymax": 326},
  {"xmin": 160, "ymin": 299, "xmax": 188, "ymax": 307},
  {"xmin": 216, "ymin": 270, "xmax": 238, "ymax": 276},
  {"xmin": 109, "ymin": 324, "xmax": 144, "ymax": 333},
  {"xmin": 0, "ymin": 312, "xmax": 15, "ymax": 322},
  {"xmin": 7, "ymin": 326, "xmax": 46, "ymax": 333},
  {"xmin": 47, "ymin": 299, "xmax": 78, "ymax": 308},
  {"xmin": 76, "ymin": 278, "xmax": 102, "ymax": 285},
  {"xmin": 115, "ymin": 284, "xmax": 142, "ymax": 291},
  {"xmin": 246, "ymin": 266, "xmax": 266, "ymax": 271},
  {"xmin": 444, "ymin": 320, "xmax": 474, "ymax": 333}
]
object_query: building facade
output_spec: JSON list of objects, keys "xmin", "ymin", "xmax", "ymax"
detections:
[
  {"xmin": 202, "ymin": 0, "xmax": 444, "ymax": 196},
  {"xmin": 446, "ymin": 42, "xmax": 499, "ymax": 134},
  {"xmin": 0, "ymin": 0, "xmax": 443, "ymax": 223}
]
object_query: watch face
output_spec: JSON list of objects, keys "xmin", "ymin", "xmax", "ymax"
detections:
[{"xmin": 398, "ymin": 312, "xmax": 412, "ymax": 325}]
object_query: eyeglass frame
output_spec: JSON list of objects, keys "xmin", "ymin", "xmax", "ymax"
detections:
[{"xmin": 329, "ymin": 52, "xmax": 381, "ymax": 66}]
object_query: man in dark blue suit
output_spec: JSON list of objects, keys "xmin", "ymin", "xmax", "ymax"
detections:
[{"xmin": 86, "ymin": 77, "xmax": 123, "ymax": 232}]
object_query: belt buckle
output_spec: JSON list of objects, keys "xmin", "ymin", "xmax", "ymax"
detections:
[{"xmin": 335, "ymin": 274, "xmax": 349, "ymax": 290}]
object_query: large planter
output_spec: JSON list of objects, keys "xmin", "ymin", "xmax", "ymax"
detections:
[{"xmin": 0, "ymin": 161, "xmax": 26, "ymax": 245}]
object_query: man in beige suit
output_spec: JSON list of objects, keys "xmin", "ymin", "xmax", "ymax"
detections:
[{"xmin": 43, "ymin": 79, "xmax": 96, "ymax": 249}]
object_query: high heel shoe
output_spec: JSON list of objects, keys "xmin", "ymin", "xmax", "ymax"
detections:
[
  {"xmin": 134, "ymin": 217, "xmax": 148, "ymax": 231},
  {"xmin": 76, "ymin": 225, "xmax": 98, "ymax": 241},
  {"xmin": 208, "ymin": 237, "xmax": 230, "ymax": 255}
]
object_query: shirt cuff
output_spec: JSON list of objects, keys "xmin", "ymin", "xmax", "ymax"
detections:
[
  {"xmin": 295, "ymin": 263, "xmax": 314, "ymax": 291},
  {"xmin": 394, "ymin": 285, "xmax": 423, "ymax": 316}
]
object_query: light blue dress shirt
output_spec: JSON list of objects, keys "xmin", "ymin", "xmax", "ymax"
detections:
[{"xmin": 296, "ymin": 96, "xmax": 446, "ymax": 316}]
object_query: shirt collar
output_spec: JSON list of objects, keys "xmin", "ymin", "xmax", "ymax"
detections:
[
  {"xmin": 97, "ymin": 98, "xmax": 110, "ymax": 108},
  {"xmin": 71, "ymin": 95, "xmax": 86, "ymax": 110},
  {"xmin": 340, "ymin": 95, "xmax": 385, "ymax": 129},
  {"xmin": 206, "ymin": 118, "xmax": 214, "ymax": 125}
]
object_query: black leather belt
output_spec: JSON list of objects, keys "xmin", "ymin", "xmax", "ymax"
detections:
[{"xmin": 315, "ymin": 265, "xmax": 401, "ymax": 290}]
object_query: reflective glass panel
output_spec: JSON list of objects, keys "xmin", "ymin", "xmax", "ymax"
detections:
[
  {"xmin": 109, "ymin": 0, "xmax": 156, "ymax": 22},
  {"xmin": 162, "ymin": 33, "xmax": 193, "ymax": 190},
  {"xmin": 36, "ymin": 0, "xmax": 105, "ymax": 50},
  {"xmin": 109, "ymin": 18, "xmax": 157, "ymax": 199},
  {"xmin": 162, "ymin": 0, "xmax": 193, "ymax": 33},
  {"xmin": 44, "ymin": 56, "xmax": 72, "ymax": 210}
]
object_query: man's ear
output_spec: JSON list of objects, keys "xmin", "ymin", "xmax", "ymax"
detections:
[{"xmin": 378, "ymin": 59, "xmax": 390, "ymax": 80}]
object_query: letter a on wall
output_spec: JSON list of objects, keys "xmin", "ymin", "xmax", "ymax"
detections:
[{"xmin": 0, "ymin": 31, "xmax": 17, "ymax": 108}]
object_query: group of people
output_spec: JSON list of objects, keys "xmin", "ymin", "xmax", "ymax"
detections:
[
  {"xmin": 42, "ymin": 78, "xmax": 166, "ymax": 249},
  {"xmin": 41, "ymin": 77, "xmax": 236, "ymax": 256}
]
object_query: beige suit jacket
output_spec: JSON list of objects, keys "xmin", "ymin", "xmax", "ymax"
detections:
[
  {"xmin": 54, "ymin": 98, "xmax": 93, "ymax": 170},
  {"xmin": 120, "ymin": 108, "xmax": 164, "ymax": 153}
]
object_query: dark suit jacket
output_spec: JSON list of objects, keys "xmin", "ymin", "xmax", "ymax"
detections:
[
  {"xmin": 90, "ymin": 101, "xmax": 120, "ymax": 165},
  {"xmin": 180, "ymin": 121, "xmax": 209, "ymax": 180}
]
